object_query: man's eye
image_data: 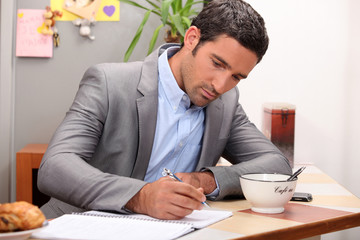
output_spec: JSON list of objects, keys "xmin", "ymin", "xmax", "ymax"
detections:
[
  {"xmin": 233, "ymin": 75, "xmax": 241, "ymax": 81},
  {"xmin": 212, "ymin": 60, "xmax": 222, "ymax": 67}
]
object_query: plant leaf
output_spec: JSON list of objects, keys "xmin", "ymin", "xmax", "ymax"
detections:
[
  {"xmin": 148, "ymin": 23, "xmax": 164, "ymax": 55},
  {"xmin": 119, "ymin": 0, "xmax": 151, "ymax": 11},
  {"xmin": 181, "ymin": 0, "xmax": 204, "ymax": 16},
  {"xmin": 172, "ymin": 13, "xmax": 185, "ymax": 36},
  {"xmin": 182, "ymin": 16, "xmax": 191, "ymax": 29},
  {"xmin": 124, "ymin": 10, "xmax": 152, "ymax": 62},
  {"xmin": 171, "ymin": 0, "xmax": 182, "ymax": 14},
  {"xmin": 120, "ymin": 0, "xmax": 163, "ymax": 18},
  {"xmin": 182, "ymin": 0, "xmax": 194, "ymax": 15},
  {"xmin": 161, "ymin": 0, "xmax": 174, "ymax": 25},
  {"xmin": 185, "ymin": 9, "xmax": 199, "ymax": 18},
  {"xmin": 145, "ymin": 0, "xmax": 160, "ymax": 10}
]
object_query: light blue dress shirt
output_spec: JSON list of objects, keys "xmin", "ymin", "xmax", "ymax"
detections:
[
  {"xmin": 143, "ymin": 46, "xmax": 220, "ymax": 199},
  {"xmin": 144, "ymin": 47, "xmax": 205, "ymax": 183}
]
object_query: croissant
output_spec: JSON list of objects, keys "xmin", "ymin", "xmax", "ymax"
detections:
[{"xmin": 0, "ymin": 201, "xmax": 45, "ymax": 232}]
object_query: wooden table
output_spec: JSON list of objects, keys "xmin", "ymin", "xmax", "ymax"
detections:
[
  {"xmin": 179, "ymin": 164, "xmax": 360, "ymax": 239},
  {"xmin": 20, "ymin": 145, "xmax": 359, "ymax": 239},
  {"xmin": 16, "ymin": 144, "xmax": 49, "ymax": 206}
]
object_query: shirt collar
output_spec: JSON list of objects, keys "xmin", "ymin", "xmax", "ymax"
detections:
[{"xmin": 158, "ymin": 47, "xmax": 203, "ymax": 111}]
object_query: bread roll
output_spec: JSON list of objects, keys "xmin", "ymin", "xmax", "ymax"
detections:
[{"xmin": 0, "ymin": 201, "xmax": 45, "ymax": 232}]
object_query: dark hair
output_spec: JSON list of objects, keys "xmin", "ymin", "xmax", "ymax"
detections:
[{"xmin": 191, "ymin": 0, "xmax": 269, "ymax": 63}]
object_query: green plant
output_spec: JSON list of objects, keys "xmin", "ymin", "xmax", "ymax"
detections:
[{"xmin": 119, "ymin": 0, "xmax": 204, "ymax": 62}]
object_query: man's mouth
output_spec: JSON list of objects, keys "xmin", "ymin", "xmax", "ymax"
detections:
[{"xmin": 202, "ymin": 88, "xmax": 216, "ymax": 100}]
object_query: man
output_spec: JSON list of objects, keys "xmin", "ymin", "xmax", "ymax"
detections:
[{"xmin": 38, "ymin": 0, "xmax": 292, "ymax": 220}]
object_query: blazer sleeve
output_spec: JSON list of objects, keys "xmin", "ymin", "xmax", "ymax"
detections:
[
  {"xmin": 207, "ymin": 89, "xmax": 292, "ymax": 200},
  {"xmin": 37, "ymin": 64, "xmax": 146, "ymax": 214}
]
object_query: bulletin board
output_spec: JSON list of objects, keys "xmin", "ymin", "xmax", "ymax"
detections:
[{"xmin": 15, "ymin": 0, "xmax": 120, "ymax": 58}]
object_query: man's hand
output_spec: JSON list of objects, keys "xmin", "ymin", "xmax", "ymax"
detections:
[
  {"xmin": 176, "ymin": 171, "xmax": 216, "ymax": 195},
  {"xmin": 125, "ymin": 177, "xmax": 206, "ymax": 220}
]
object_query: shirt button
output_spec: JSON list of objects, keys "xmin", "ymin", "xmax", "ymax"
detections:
[
  {"xmin": 179, "ymin": 141, "xmax": 183, "ymax": 147},
  {"xmin": 182, "ymin": 96, "xmax": 187, "ymax": 101}
]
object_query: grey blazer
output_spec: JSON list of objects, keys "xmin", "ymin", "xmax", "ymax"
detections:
[{"xmin": 38, "ymin": 44, "xmax": 291, "ymax": 218}]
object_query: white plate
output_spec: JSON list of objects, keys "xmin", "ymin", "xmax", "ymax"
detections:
[{"xmin": 0, "ymin": 220, "xmax": 48, "ymax": 240}]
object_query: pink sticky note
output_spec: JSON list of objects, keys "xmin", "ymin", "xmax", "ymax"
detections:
[{"xmin": 16, "ymin": 9, "xmax": 53, "ymax": 58}]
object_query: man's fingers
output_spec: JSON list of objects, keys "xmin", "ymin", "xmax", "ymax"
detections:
[
  {"xmin": 197, "ymin": 187, "xmax": 205, "ymax": 194},
  {"xmin": 171, "ymin": 181, "xmax": 206, "ymax": 203},
  {"xmin": 126, "ymin": 177, "xmax": 205, "ymax": 220},
  {"xmin": 168, "ymin": 189, "xmax": 204, "ymax": 210}
]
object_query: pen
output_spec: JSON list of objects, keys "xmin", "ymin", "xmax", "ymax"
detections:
[{"xmin": 162, "ymin": 168, "xmax": 211, "ymax": 208}]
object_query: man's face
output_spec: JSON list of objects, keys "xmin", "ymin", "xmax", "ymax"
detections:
[{"xmin": 178, "ymin": 34, "xmax": 258, "ymax": 107}]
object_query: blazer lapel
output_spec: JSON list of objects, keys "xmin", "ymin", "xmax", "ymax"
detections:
[
  {"xmin": 131, "ymin": 95, "xmax": 157, "ymax": 179},
  {"xmin": 131, "ymin": 44, "xmax": 179, "ymax": 179},
  {"xmin": 130, "ymin": 50, "xmax": 159, "ymax": 179},
  {"xmin": 196, "ymin": 98, "xmax": 224, "ymax": 170}
]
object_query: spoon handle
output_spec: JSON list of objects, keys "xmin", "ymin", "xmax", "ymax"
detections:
[{"xmin": 288, "ymin": 166, "xmax": 306, "ymax": 181}]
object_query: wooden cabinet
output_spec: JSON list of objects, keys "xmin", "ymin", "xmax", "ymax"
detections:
[{"xmin": 16, "ymin": 144, "xmax": 50, "ymax": 207}]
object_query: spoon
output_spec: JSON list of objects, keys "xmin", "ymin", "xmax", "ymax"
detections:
[{"xmin": 287, "ymin": 166, "xmax": 306, "ymax": 181}]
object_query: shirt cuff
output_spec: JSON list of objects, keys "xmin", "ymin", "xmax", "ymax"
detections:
[
  {"xmin": 206, "ymin": 178, "xmax": 220, "ymax": 200},
  {"xmin": 201, "ymin": 169, "xmax": 220, "ymax": 200},
  {"xmin": 121, "ymin": 206, "xmax": 134, "ymax": 214}
]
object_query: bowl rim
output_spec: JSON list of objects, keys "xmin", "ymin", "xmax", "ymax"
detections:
[{"xmin": 240, "ymin": 173, "xmax": 297, "ymax": 183}]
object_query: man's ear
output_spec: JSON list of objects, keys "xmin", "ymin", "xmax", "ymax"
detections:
[{"xmin": 183, "ymin": 26, "xmax": 200, "ymax": 51}]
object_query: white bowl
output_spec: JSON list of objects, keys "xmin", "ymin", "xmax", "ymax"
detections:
[{"xmin": 240, "ymin": 173, "xmax": 297, "ymax": 214}]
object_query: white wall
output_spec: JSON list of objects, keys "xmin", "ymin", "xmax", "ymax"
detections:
[
  {"xmin": 243, "ymin": 0, "xmax": 359, "ymax": 196},
  {"xmin": 241, "ymin": 1, "xmax": 359, "ymax": 238},
  {"xmin": 343, "ymin": 0, "xmax": 360, "ymax": 205}
]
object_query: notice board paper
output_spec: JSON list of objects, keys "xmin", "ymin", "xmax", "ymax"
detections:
[{"xmin": 16, "ymin": 9, "xmax": 53, "ymax": 58}]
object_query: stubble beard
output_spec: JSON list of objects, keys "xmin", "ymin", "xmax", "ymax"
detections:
[{"xmin": 180, "ymin": 56, "xmax": 216, "ymax": 107}]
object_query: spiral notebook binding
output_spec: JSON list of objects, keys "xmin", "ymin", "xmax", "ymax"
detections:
[{"xmin": 72, "ymin": 211, "xmax": 193, "ymax": 226}]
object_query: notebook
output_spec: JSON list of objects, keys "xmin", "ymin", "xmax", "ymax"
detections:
[{"xmin": 31, "ymin": 209, "xmax": 232, "ymax": 240}]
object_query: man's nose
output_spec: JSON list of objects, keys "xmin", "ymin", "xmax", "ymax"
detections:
[{"xmin": 211, "ymin": 73, "xmax": 231, "ymax": 94}]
